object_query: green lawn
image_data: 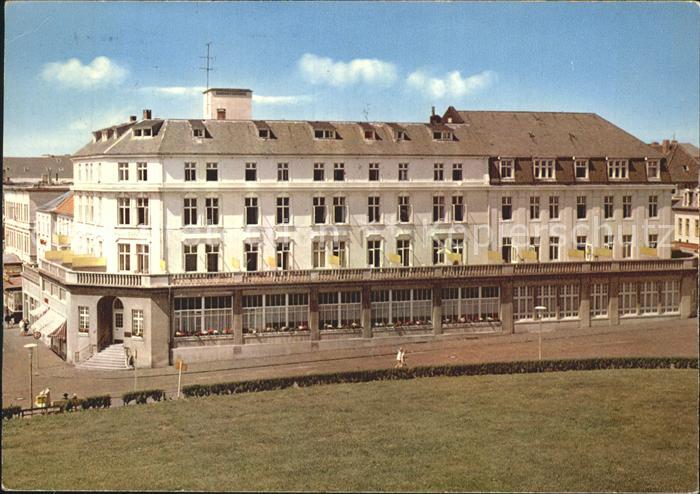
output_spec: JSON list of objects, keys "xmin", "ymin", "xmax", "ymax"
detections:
[{"xmin": 2, "ymin": 369, "xmax": 697, "ymax": 492}]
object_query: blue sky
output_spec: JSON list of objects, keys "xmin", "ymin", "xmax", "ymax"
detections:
[{"xmin": 4, "ymin": 1, "xmax": 699, "ymax": 155}]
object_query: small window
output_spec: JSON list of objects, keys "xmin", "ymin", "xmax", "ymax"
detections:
[
  {"xmin": 193, "ymin": 128, "xmax": 204, "ymax": 138},
  {"xmin": 206, "ymin": 162, "xmax": 219, "ymax": 182},
  {"xmin": 259, "ymin": 128, "xmax": 270, "ymax": 139},
  {"xmin": 369, "ymin": 163, "xmax": 380, "ymax": 181},
  {"xmin": 500, "ymin": 159, "xmax": 514, "ymax": 180},
  {"xmin": 575, "ymin": 160, "xmax": 588, "ymax": 180},
  {"xmin": 217, "ymin": 109, "xmax": 226, "ymax": 120},
  {"xmin": 647, "ymin": 160, "xmax": 660, "ymax": 180},
  {"xmin": 396, "ymin": 130, "xmax": 407, "ymax": 141},
  {"xmin": 314, "ymin": 163, "xmax": 325, "ymax": 181},
  {"xmin": 434, "ymin": 163, "xmax": 444, "ymax": 181},
  {"xmin": 185, "ymin": 162, "xmax": 196, "ymax": 182},
  {"xmin": 314, "ymin": 129, "xmax": 336, "ymax": 139},
  {"xmin": 277, "ymin": 162, "xmax": 289, "ymax": 182},
  {"xmin": 502, "ymin": 197, "xmax": 512, "ymax": 221},
  {"xmin": 433, "ymin": 130, "xmax": 453, "ymax": 141},
  {"xmin": 364, "ymin": 129, "xmax": 376, "ymax": 140},
  {"xmin": 333, "ymin": 162, "xmax": 345, "ymax": 181},
  {"xmin": 142, "ymin": 128, "xmax": 152, "ymax": 137},
  {"xmin": 133, "ymin": 129, "xmax": 142, "ymax": 137},
  {"xmin": 452, "ymin": 163, "xmax": 463, "ymax": 181},
  {"xmin": 534, "ymin": 159, "xmax": 556, "ymax": 180},
  {"xmin": 398, "ymin": 162, "xmax": 409, "ymax": 181},
  {"xmin": 607, "ymin": 159, "xmax": 629, "ymax": 180},
  {"xmin": 245, "ymin": 162, "xmax": 256, "ymax": 182},
  {"xmin": 576, "ymin": 196, "xmax": 587, "ymax": 220},
  {"xmin": 137, "ymin": 162, "xmax": 147, "ymax": 182}
]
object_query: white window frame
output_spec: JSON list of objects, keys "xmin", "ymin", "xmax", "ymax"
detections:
[
  {"xmin": 607, "ymin": 159, "xmax": 629, "ymax": 180},
  {"xmin": 533, "ymin": 159, "xmax": 556, "ymax": 180}
]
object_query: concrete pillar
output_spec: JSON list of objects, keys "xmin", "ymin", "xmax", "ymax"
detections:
[
  {"xmin": 500, "ymin": 281, "xmax": 514, "ymax": 334},
  {"xmin": 432, "ymin": 284, "xmax": 443, "ymax": 335},
  {"xmin": 309, "ymin": 286, "xmax": 320, "ymax": 341},
  {"xmin": 579, "ymin": 279, "xmax": 591, "ymax": 328},
  {"xmin": 679, "ymin": 274, "xmax": 695, "ymax": 319},
  {"xmin": 361, "ymin": 284, "xmax": 372, "ymax": 338},
  {"xmin": 233, "ymin": 290, "xmax": 243, "ymax": 345},
  {"xmin": 608, "ymin": 280, "xmax": 619, "ymax": 326}
]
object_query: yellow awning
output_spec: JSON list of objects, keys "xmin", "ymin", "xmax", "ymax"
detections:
[
  {"xmin": 593, "ymin": 247, "xmax": 613, "ymax": 258},
  {"xmin": 71, "ymin": 256, "xmax": 107, "ymax": 268},
  {"xmin": 640, "ymin": 246, "xmax": 658, "ymax": 258},
  {"xmin": 568, "ymin": 249, "xmax": 585, "ymax": 259},
  {"xmin": 519, "ymin": 248, "xmax": 538, "ymax": 262},
  {"xmin": 487, "ymin": 250, "xmax": 503, "ymax": 263}
]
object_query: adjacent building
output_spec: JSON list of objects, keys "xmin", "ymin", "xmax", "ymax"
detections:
[
  {"xmin": 649, "ymin": 140, "xmax": 700, "ymax": 254},
  {"xmin": 27, "ymin": 89, "xmax": 698, "ymax": 369}
]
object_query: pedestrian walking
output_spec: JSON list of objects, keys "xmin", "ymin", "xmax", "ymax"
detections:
[
  {"xmin": 18, "ymin": 318, "xmax": 26, "ymax": 335},
  {"xmin": 394, "ymin": 347, "xmax": 406, "ymax": 368}
]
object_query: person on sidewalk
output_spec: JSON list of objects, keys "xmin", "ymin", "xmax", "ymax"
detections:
[
  {"xmin": 395, "ymin": 347, "xmax": 406, "ymax": 368},
  {"xmin": 18, "ymin": 318, "xmax": 25, "ymax": 335}
]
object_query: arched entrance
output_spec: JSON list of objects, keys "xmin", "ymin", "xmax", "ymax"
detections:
[{"xmin": 96, "ymin": 296, "xmax": 123, "ymax": 351}]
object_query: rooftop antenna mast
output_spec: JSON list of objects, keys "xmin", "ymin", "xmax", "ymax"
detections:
[{"xmin": 200, "ymin": 42, "xmax": 215, "ymax": 90}]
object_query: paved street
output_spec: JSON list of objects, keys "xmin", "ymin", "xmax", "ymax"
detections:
[{"xmin": 2, "ymin": 318, "xmax": 698, "ymax": 406}]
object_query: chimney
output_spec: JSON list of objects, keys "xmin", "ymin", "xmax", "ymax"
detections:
[
  {"xmin": 662, "ymin": 139, "xmax": 670, "ymax": 154},
  {"xmin": 130, "ymin": 115, "xmax": 137, "ymax": 123},
  {"xmin": 143, "ymin": 109, "xmax": 152, "ymax": 120},
  {"xmin": 431, "ymin": 106, "xmax": 435, "ymax": 116}
]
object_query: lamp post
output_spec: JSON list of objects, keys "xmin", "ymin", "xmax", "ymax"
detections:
[
  {"xmin": 24, "ymin": 343, "xmax": 38, "ymax": 406},
  {"xmin": 534, "ymin": 306, "xmax": 547, "ymax": 360}
]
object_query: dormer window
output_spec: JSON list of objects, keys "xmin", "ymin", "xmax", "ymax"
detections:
[
  {"xmin": 133, "ymin": 129, "xmax": 142, "ymax": 137},
  {"xmin": 143, "ymin": 128, "xmax": 152, "ymax": 137},
  {"xmin": 396, "ymin": 130, "xmax": 408, "ymax": 141},
  {"xmin": 499, "ymin": 159, "xmax": 514, "ymax": 181},
  {"xmin": 534, "ymin": 159, "xmax": 556, "ymax": 180},
  {"xmin": 314, "ymin": 129, "xmax": 336, "ymax": 139},
  {"xmin": 193, "ymin": 128, "xmax": 204, "ymax": 138},
  {"xmin": 646, "ymin": 160, "xmax": 660, "ymax": 180},
  {"xmin": 364, "ymin": 129, "xmax": 377, "ymax": 140},
  {"xmin": 258, "ymin": 128, "xmax": 270, "ymax": 139},
  {"xmin": 433, "ymin": 130, "xmax": 453, "ymax": 141},
  {"xmin": 607, "ymin": 159, "xmax": 628, "ymax": 180},
  {"xmin": 575, "ymin": 159, "xmax": 589, "ymax": 180}
]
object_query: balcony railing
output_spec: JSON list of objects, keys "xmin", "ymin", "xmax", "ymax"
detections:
[
  {"xmin": 38, "ymin": 257, "xmax": 697, "ymax": 289},
  {"xmin": 21, "ymin": 264, "xmax": 41, "ymax": 285}
]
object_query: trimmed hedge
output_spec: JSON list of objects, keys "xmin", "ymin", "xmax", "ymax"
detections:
[
  {"xmin": 80, "ymin": 395, "xmax": 112, "ymax": 410},
  {"xmin": 2, "ymin": 406, "xmax": 22, "ymax": 420},
  {"xmin": 182, "ymin": 357, "xmax": 698, "ymax": 398},
  {"xmin": 122, "ymin": 389, "xmax": 165, "ymax": 405}
]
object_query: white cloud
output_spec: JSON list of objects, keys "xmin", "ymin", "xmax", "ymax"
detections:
[
  {"xmin": 41, "ymin": 56, "xmax": 127, "ymax": 89},
  {"xmin": 253, "ymin": 94, "xmax": 311, "ymax": 105},
  {"xmin": 140, "ymin": 86, "xmax": 310, "ymax": 105},
  {"xmin": 139, "ymin": 86, "xmax": 206, "ymax": 96},
  {"xmin": 406, "ymin": 69, "xmax": 497, "ymax": 99},
  {"xmin": 298, "ymin": 53, "xmax": 397, "ymax": 87}
]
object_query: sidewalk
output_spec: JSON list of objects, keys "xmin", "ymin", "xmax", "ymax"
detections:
[{"xmin": 2, "ymin": 318, "xmax": 698, "ymax": 406}]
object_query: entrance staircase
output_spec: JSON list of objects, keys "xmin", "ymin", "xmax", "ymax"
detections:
[{"xmin": 76, "ymin": 343, "xmax": 129, "ymax": 370}]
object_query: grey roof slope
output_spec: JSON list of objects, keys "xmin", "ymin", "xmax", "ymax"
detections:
[
  {"xmin": 679, "ymin": 142, "xmax": 699, "ymax": 159},
  {"xmin": 72, "ymin": 111, "xmax": 664, "ymax": 159},
  {"xmin": 444, "ymin": 109, "xmax": 664, "ymax": 159},
  {"xmin": 37, "ymin": 191, "xmax": 73, "ymax": 213},
  {"xmin": 3, "ymin": 156, "xmax": 73, "ymax": 181}
]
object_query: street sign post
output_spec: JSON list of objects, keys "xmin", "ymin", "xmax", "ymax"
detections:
[{"xmin": 175, "ymin": 358, "xmax": 188, "ymax": 398}]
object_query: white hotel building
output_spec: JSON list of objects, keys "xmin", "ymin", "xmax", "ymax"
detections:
[{"xmin": 25, "ymin": 88, "xmax": 698, "ymax": 369}]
